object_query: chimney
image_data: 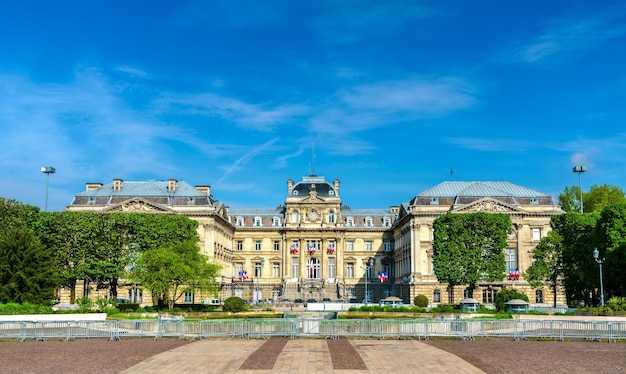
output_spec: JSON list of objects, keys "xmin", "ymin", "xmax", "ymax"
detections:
[
  {"xmin": 389, "ymin": 206, "xmax": 400, "ymax": 214},
  {"xmin": 195, "ymin": 185, "xmax": 211, "ymax": 196},
  {"xmin": 168, "ymin": 179, "xmax": 178, "ymax": 191},
  {"xmin": 334, "ymin": 179, "xmax": 340, "ymax": 196},
  {"xmin": 113, "ymin": 179, "xmax": 123, "ymax": 191},
  {"xmin": 86, "ymin": 182, "xmax": 103, "ymax": 191},
  {"xmin": 287, "ymin": 179, "xmax": 294, "ymax": 191}
]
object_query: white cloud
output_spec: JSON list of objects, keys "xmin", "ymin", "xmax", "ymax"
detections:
[{"xmin": 506, "ymin": 13, "xmax": 626, "ymax": 65}]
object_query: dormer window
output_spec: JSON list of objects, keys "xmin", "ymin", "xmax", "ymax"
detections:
[
  {"xmin": 236, "ymin": 217, "xmax": 244, "ymax": 227},
  {"xmin": 430, "ymin": 198, "xmax": 439, "ymax": 205},
  {"xmin": 365, "ymin": 217, "xmax": 372, "ymax": 227},
  {"xmin": 346, "ymin": 217, "xmax": 353, "ymax": 227},
  {"xmin": 531, "ymin": 198, "xmax": 538, "ymax": 205},
  {"xmin": 254, "ymin": 217, "xmax": 262, "ymax": 227},
  {"xmin": 383, "ymin": 218, "xmax": 390, "ymax": 227},
  {"xmin": 273, "ymin": 217, "xmax": 280, "ymax": 227},
  {"xmin": 293, "ymin": 190, "xmax": 298, "ymax": 195}
]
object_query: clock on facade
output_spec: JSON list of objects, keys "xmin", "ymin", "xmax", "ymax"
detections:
[{"xmin": 309, "ymin": 210, "xmax": 317, "ymax": 219}]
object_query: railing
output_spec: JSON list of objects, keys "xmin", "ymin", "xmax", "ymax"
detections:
[{"xmin": 2, "ymin": 318, "xmax": 626, "ymax": 342}]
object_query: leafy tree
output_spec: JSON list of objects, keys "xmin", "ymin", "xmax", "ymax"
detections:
[
  {"xmin": 494, "ymin": 288, "xmax": 529, "ymax": 311},
  {"xmin": 524, "ymin": 230, "xmax": 563, "ymax": 307},
  {"xmin": 558, "ymin": 184, "xmax": 625, "ymax": 213},
  {"xmin": 135, "ymin": 240, "xmax": 220, "ymax": 309},
  {"xmin": 223, "ymin": 296, "xmax": 245, "ymax": 313},
  {"xmin": 558, "ymin": 185, "xmax": 582, "ymax": 213},
  {"xmin": 433, "ymin": 212, "xmax": 510, "ymax": 302},
  {"xmin": 0, "ymin": 228, "xmax": 58, "ymax": 304},
  {"xmin": 585, "ymin": 184, "xmax": 626, "ymax": 213},
  {"xmin": 594, "ymin": 203, "xmax": 626, "ymax": 298},
  {"xmin": 551, "ymin": 212, "xmax": 599, "ymax": 306}
]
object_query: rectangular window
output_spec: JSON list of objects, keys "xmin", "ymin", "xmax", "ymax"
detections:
[
  {"xmin": 184, "ymin": 291, "xmax": 193, "ymax": 303},
  {"xmin": 506, "ymin": 248, "xmax": 517, "ymax": 273},
  {"xmin": 254, "ymin": 218, "xmax": 261, "ymax": 227},
  {"xmin": 291, "ymin": 258, "xmax": 299, "ymax": 278},
  {"xmin": 384, "ymin": 218, "xmax": 390, "ymax": 227},
  {"xmin": 384, "ymin": 242, "xmax": 391, "ymax": 252},
  {"xmin": 365, "ymin": 240, "xmax": 373, "ymax": 251},
  {"xmin": 235, "ymin": 262, "xmax": 243, "ymax": 274},
  {"xmin": 383, "ymin": 264, "xmax": 391, "ymax": 278},
  {"xmin": 347, "ymin": 241, "xmax": 354, "ymax": 251},
  {"xmin": 328, "ymin": 211, "xmax": 335, "ymax": 223},
  {"xmin": 347, "ymin": 263, "xmax": 354, "ymax": 278},
  {"xmin": 346, "ymin": 218, "xmax": 353, "ymax": 227},
  {"xmin": 532, "ymin": 228, "xmax": 541, "ymax": 241},
  {"xmin": 365, "ymin": 266, "xmax": 372, "ymax": 278},
  {"xmin": 272, "ymin": 262, "xmax": 280, "ymax": 278},
  {"xmin": 237, "ymin": 240, "xmax": 243, "ymax": 251},
  {"xmin": 255, "ymin": 240, "xmax": 261, "ymax": 251},
  {"xmin": 328, "ymin": 258, "xmax": 336, "ymax": 279},
  {"xmin": 273, "ymin": 240, "xmax": 280, "ymax": 251},
  {"xmin": 273, "ymin": 218, "xmax": 280, "ymax": 227},
  {"xmin": 237, "ymin": 218, "xmax": 243, "ymax": 227},
  {"xmin": 433, "ymin": 289, "xmax": 441, "ymax": 303},
  {"xmin": 254, "ymin": 263, "xmax": 261, "ymax": 277},
  {"xmin": 482, "ymin": 289, "xmax": 497, "ymax": 303},
  {"xmin": 365, "ymin": 218, "xmax": 372, "ymax": 227}
]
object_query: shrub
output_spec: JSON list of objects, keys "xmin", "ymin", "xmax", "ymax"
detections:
[
  {"xmin": 414, "ymin": 294, "xmax": 429, "ymax": 308},
  {"xmin": 223, "ymin": 297, "xmax": 245, "ymax": 313},
  {"xmin": 494, "ymin": 288, "xmax": 529, "ymax": 311},
  {"xmin": 607, "ymin": 296, "xmax": 626, "ymax": 312},
  {"xmin": 75, "ymin": 297, "xmax": 93, "ymax": 313}
]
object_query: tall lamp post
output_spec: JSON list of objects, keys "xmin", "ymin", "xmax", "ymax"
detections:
[
  {"xmin": 573, "ymin": 166, "xmax": 586, "ymax": 213},
  {"xmin": 363, "ymin": 258, "xmax": 374, "ymax": 305},
  {"xmin": 593, "ymin": 248, "xmax": 605, "ymax": 307},
  {"xmin": 41, "ymin": 166, "xmax": 56, "ymax": 211}
]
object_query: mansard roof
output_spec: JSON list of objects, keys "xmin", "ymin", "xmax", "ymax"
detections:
[
  {"xmin": 410, "ymin": 181, "xmax": 556, "ymax": 206},
  {"xmin": 290, "ymin": 175, "xmax": 337, "ymax": 198},
  {"xmin": 341, "ymin": 208, "xmax": 396, "ymax": 217},
  {"xmin": 229, "ymin": 207, "xmax": 285, "ymax": 216},
  {"xmin": 70, "ymin": 180, "xmax": 216, "ymax": 207}
]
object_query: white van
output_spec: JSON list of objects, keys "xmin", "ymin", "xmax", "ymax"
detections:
[{"xmin": 201, "ymin": 298, "xmax": 221, "ymax": 306}]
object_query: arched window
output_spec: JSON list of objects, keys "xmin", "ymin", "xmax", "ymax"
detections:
[
  {"xmin": 433, "ymin": 289, "xmax": 441, "ymax": 303},
  {"xmin": 328, "ymin": 210, "xmax": 335, "ymax": 223},
  {"xmin": 535, "ymin": 290, "xmax": 544, "ymax": 303},
  {"xmin": 291, "ymin": 210, "xmax": 299, "ymax": 223}
]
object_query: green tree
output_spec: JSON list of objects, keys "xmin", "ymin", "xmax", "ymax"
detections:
[
  {"xmin": 594, "ymin": 203, "xmax": 626, "ymax": 298},
  {"xmin": 524, "ymin": 230, "xmax": 563, "ymax": 307},
  {"xmin": 0, "ymin": 228, "xmax": 58, "ymax": 304},
  {"xmin": 494, "ymin": 288, "xmax": 529, "ymax": 311},
  {"xmin": 433, "ymin": 212, "xmax": 510, "ymax": 302},
  {"xmin": 551, "ymin": 212, "xmax": 599, "ymax": 306},
  {"xmin": 585, "ymin": 184, "xmax": 626, "ymax": 213},
  {"xmin": 135, "ymin": 240, "xmax": 220, "ymax": 309},
  {"xmin": 558, "ymin": 185, "xmax": 582, "ymax": 213},
  {"xmin": 558, "ymin": 184, "xmax": 626, "ymax": 213}
]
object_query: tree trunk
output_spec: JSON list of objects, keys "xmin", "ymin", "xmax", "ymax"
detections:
[{"xmin": 69, "ymin": 279, "xmax": 77, "ymax": 304}]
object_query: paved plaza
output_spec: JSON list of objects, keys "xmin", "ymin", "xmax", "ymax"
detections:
[{"xmin": 120, "ymin": 338, "xmax": 485, "ymax": 374}]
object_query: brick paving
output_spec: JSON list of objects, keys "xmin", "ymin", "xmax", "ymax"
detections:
[{"xmin": 119, "ymin": 338, "xmax": 485, "ymax": 374}]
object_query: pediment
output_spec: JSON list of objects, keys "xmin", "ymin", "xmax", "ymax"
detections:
[
  {"xmin": 300, "ymin": 193, "xmax": 326, "ymax": 204},
  {"xmin": 451, "ymin": 197, "xmax": 523, "ymax": 214},
  {"xmin": 104, "ymin": 198, "xmax": 173, "ymax": 213}
]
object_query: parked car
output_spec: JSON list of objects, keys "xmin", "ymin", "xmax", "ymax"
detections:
[
  {"xmin": 306, "ymin": 298, "xmax": 317, "ymax": 304},
  {"xmin": 294, "ymin": 298, "xmax": 304, "ymax": 304},
  {"xmin": 322, "ymin": 298, "xmax": 331, "ymax": 303}
]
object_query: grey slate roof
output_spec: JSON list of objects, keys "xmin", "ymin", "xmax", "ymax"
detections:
[
  {"xmin": 75, "ymin": 180, "xmax": 207, "ymax": 198},
  {"xmin": 341, "ymin": 208, "xmax": 395, "ymax": 217},
  {"xmin": 415, "ymin": 181, "xmax": 551, "ymax": 198},
  {"xmin": 229, "ymin": 207, "xmax": 285, "ymax": 216}
]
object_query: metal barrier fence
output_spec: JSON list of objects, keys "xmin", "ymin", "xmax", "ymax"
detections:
[{"xmin": 1, "ymin": 318, "xmax": 626, "ymax": 342}]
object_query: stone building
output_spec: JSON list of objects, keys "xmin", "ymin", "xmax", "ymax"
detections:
[{"xmin": 65, "ymin": 176, "xmax": 565, "ymax": 307}]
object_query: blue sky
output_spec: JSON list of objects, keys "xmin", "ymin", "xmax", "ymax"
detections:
[{"xmin": 1, "ymin": 1, "xmax": 626, "ymax": 211}]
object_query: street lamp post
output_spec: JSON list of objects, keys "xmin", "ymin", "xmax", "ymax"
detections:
[
  {"xmin": 41, "ymin": 166, "xmax": 56, "ymax": 211},
  {"xmin": 573, "ymin": 166, "xmax": 587, "ymax": 213},
  {"xmin": 593, "ymin": 248, "xmax": 605, "ymax": 307}
]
